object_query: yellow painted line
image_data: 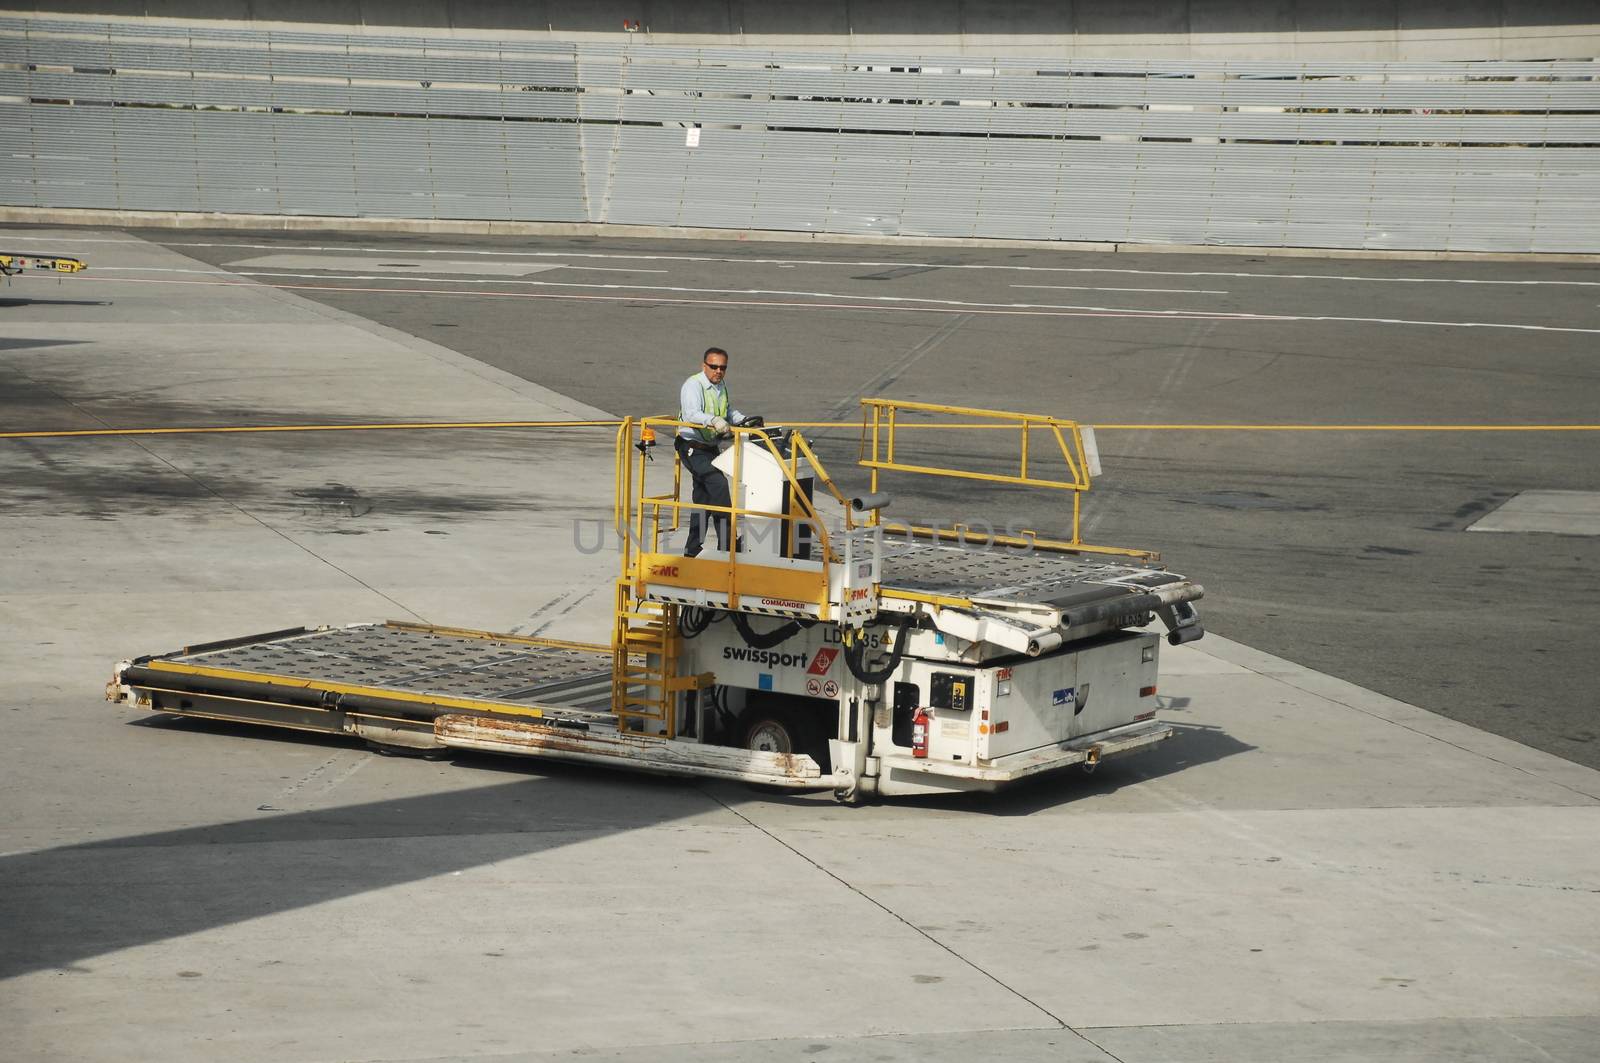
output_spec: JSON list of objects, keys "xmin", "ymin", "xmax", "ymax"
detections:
[
  {"xmin": 793, "ymin": 421, "xmax": 1600, "ymax": 431},
  {"xmin": 655, "ymin": 419, "xmax": 1600, "ymax": 432},
  {"xmin": 6, "ymin": 421, "xmax": 1598, "ymax": 442},
  {"xmin": 1092, "ymin": 424, "xmax": 1600, "ymax": 431},
  {"xmin": 0, "ymin": 419, "xmax": 621, "ymax": 440}
]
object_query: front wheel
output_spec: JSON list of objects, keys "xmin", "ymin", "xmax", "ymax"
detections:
[
  {"xmin": 743, "ymin": 712, "xmax": 800, "ymax": 756},
  {"xmin": 739, "ymin": 695, "xmax": 831, "ymax": 774}
]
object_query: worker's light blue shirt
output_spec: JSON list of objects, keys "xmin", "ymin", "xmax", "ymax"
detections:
[{"xmin": 678, "ymin": 372, "xmax": 743, "ymax": 439}]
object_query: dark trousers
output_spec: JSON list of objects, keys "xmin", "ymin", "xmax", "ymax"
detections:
[{"xmin": 676, "ymin": 437, "xmax": 730, "ymax": 555}]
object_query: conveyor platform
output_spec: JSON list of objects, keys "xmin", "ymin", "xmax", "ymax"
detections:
[{"xmin": 879, "ymin": 537, "xmax": 1188, "ymax": 605}]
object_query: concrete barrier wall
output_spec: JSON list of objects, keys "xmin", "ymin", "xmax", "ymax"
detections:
[
  {"xmin": 3, "ymin": 11, "xmax": 1598, "ymax": 251},
  {"xmin": 6, "ymin": 1, "xmax": 1599, "ymax": 61}
]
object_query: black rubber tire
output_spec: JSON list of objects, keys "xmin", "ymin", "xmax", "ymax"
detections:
[
  {"xmin": 742, "ymin": 713, "xmax": 800, "ymax": 754},
  {"xmin": 739, "ymin": 694, "xmax": 832, "ymax": 774}
]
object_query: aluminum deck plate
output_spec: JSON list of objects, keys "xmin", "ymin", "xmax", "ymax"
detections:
[
  {"xmin": 877, "ymin": 539, "xmax": 1185, "ymax": 607},
  {"xmin": 156, "ymin": 624, "xmax": 615, "ymax": 712}
]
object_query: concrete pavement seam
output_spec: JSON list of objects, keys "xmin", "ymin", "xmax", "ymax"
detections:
[
  {"xmin": 700, "ymin": 787, "xmax": 1082, "ymax": 1036},
  {"xmin": 1270, "ymin": 676, "xmax": 1600, "ymax": 804},
  {"xmin": 1188, "ymin": 636, "xmax": 1600, "ymax": 802},
  {"xmin": 325, "ymin": 1027, "xmax": 1122, "ymax": 1063}
]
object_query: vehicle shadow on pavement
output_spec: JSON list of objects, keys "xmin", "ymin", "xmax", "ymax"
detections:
[
  {"xmin": 0, "ymin": 337, "xmax": 91, "ymax": 351},
  {"xmin": 975, "ymin": 722, "xmax": 1255, "ymax": 816},
  {"xmin": 715, "ymin": 721, "xmax": 1253, "ymax": 817},
  {"xmin": 0, "ymin": 738, "xmax": 704, "ymax": 982},
  {"xmin": 0, "ymin": 298, "xmax": 109, "ymax": 309}
]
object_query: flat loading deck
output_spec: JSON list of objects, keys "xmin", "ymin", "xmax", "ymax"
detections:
[{"xmin": 119, "ymin": 623, "xmax": 617, "ymax": 722}]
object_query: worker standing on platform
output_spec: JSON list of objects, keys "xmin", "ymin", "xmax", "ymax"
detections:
[{"xmin": 676, "ymin": 347, "xmax": 745, "ymax": 557}]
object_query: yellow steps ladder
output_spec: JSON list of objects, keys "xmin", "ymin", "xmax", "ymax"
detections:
[{"xmin": 612, "ymin": 579, "xmax": 707, "ymax": 737}]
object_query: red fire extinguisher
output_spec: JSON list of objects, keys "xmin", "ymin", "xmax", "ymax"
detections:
[{"xmin": 911, "ymin": 707, "xmax": 930, "ymax": 759}]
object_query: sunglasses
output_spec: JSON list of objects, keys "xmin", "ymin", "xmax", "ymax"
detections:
[{"xmin": 704, "ymin": 362, "xmax": 727, "ymax": 371}]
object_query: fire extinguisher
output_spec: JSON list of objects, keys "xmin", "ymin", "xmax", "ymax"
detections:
[{"xmin": 911, "ymin": 707, "xmax": 930, "ymax": 759}]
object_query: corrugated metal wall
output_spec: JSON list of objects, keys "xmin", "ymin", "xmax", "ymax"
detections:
[{"xmin": 3, "ymin": 17, "xmax": 1597, "ymax": 251}]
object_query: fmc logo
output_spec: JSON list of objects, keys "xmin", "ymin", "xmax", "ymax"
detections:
[{"xmin": 649, "ymin": 564, "xmax": 679, "ymax": 578}]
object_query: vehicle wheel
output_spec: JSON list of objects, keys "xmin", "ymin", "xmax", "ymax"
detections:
[
  {"xmin": 743, "ymin": 712, "xmax": 800, "ymax": 756},
  {"xmin": 740, "ymin": 695, "xmax": 831, "ymax": 774}
]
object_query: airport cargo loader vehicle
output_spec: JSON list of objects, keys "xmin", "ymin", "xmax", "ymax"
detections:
[{"xmin": 108, "ymin": 400, "xmax": 1204, "ymax": 803}]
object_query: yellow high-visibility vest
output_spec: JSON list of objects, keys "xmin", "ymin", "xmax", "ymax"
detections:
[{"xmin": 696, "ymin": 381, "xmax": 730, "ymax": 442}]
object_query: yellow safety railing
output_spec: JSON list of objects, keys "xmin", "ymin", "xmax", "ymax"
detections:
[
  {"xmin": 615, "ymin": 417, "xmax": 854, "ymax": 619},
  {"xmin": 614, "ymin": 417, "xmax": 857, "ymax": 734},
  {"xmin": 857, "ymin": 398, "xmax": 1154, "ymax": 561}
]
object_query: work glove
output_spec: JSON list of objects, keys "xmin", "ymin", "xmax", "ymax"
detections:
[{"xmin": 710, "ymin": 416, "xmax": 729, "ymax": 434}]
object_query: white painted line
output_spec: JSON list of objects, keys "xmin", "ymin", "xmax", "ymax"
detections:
[
  {"xmin": 1013, "ymin": 283, "xmax": 1230, "ymax": 295},
  {"xmin": 94, "ymin": 264, "xmax": 668, "ymax": 278},
  {"xmin": 16, "ymin": 234, "xmax": 1595, "ymax": 287},
  {"xmin": 86, "ymin": 269, "xmax": 1600, "ymax": 334},
  {"xmin": 0, "ymin": 233, "xmax": 145, "ymax": 245},
  {"xmin": 94, "ymin": 266, "xmax": 234, "ymax": 274},
  {"xmin": 555, "ymin": 265, "xmax": 671, "ymax": 273},
  {"xmin": 228, "ymin": 254, "xmax": 568, "ymax": 277}
]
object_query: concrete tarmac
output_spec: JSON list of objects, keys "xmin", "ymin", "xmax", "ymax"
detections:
[{"xmin": 2, "ymin": 229, "xmax": 1598, "ymax": 1062}]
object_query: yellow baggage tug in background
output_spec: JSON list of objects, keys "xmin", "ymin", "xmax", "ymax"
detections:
[
  {"xmin": 0, "ymin": 250, "xmax": 86, "ymax": 277},
  {"xmin": 108, "ymin": 400, "xmax": 1204, "ymax": 803}
]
